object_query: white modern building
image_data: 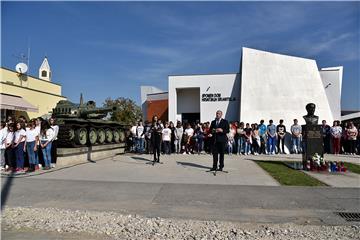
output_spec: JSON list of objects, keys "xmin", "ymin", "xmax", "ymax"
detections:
[
  {"xmin": 142, "ymin": 47, "xmax": 343, "ymax": 130},
  {"xmin": 168, "ymin": 73, "xmax": 241, "ymax": 123},
  {"xmin": 238, "ymin": 47, "xmax": 335, "ymax": 129},
  {"xmin": 319, "ymin": 66, "xmax": 343, "ymax": 121}
]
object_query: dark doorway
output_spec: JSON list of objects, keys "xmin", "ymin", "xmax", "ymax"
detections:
[{"xmin": 182, "ymin": 113, "xmax": 200, "ymax": 125}]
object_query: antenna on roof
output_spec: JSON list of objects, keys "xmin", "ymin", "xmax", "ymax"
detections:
[
  {"xmin": 27, "ymin": 37, "xmax": 31, "ymax": 74},
  {"xmin": 13, "ymin": 46, "xmax": 30, "ymax": 76}
]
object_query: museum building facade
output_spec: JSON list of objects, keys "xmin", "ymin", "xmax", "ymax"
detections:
[{"xmin": 141, "ymin": 47, "xmax": 342, "ymax": 129}]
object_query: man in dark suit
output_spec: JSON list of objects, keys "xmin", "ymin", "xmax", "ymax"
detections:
[{"xmin": 208, "ymin": 110, "xmax": 229, "ymax": 171}]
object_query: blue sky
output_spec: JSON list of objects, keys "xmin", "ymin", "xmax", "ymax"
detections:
[{"xmin": 2, "ymin": 1, "xmax": 359, "ymax": 110}]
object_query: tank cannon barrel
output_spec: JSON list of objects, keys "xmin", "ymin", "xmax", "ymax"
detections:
[{"xmin": 80, "ymin": 106, "xmax": 118, "ymax": 117}]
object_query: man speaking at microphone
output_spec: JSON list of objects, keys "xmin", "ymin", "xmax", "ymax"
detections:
[{"xmin": 208, "ymin": 110, "xmax": 229, "ymax": 171}]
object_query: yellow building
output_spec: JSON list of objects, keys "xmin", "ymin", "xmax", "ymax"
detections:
[{"xmin": 0, "ymin": 57, "xmax": 66, "ymax": 120}]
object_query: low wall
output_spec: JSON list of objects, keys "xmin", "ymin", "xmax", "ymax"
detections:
[{"xmin": 57, "ymin": 143, "xmax": 125, "ymax": 167}]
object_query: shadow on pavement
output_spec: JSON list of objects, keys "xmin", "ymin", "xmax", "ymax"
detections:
[
  {"xmin": 131, "ymin": 156, "xmax": 153, "ymax": 163},
  {"xmin": 177, "ymin": 161, "xmax": 211, "ymax": 170},
  {"xmin": 1, "ymin": 171, "xmax": 14, "ymax": 209},
  {"xmin": 86, "ymin": 146, "xmax": 96, "ymax": 163}
]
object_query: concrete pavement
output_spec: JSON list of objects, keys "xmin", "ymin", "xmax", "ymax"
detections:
[
  {"xmin": 19, "ymin": 154, "xmax": 280, "ymax": 186},
  {"xmin": 305, "ymin": 171, "xmax": 360, "ymax": 188},
  {"xmin": 2, "ymin": 153, "xmax": 359, "ymax": 227},
  {"xmin": 2, "ymin": 178, "xmax": 359, "ymax": 226},
  {"xmin": 5, "ymin": 153, "xmax": 359, "ymax": 188}
]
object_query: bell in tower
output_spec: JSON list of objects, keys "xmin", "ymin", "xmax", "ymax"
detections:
[{"xmin": 39, "ymin": 57, "xmax": 51, "ymax": 81}]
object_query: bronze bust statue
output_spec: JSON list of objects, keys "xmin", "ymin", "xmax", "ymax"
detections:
[{"xmin": 303, "ymin": 103, "xmax": 319, "ymax": 125}]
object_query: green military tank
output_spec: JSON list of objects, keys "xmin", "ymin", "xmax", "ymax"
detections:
[{"xmin": 53, "ymin": 94, "xmax": 126, "ymax": 147}]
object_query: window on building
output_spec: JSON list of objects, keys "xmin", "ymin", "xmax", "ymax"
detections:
[{"xmin": 41, "ymin": 70, "xmax": 47, "ymax": 77}]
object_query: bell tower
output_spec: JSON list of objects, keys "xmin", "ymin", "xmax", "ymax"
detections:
[{"xmin": 39, "ymin": 57, "xmax": 51, "ymax": 81}]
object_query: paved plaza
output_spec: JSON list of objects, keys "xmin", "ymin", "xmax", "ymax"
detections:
[
  {"xmin": 2, "ymin": 153, "xmax": 359, "ymax": 223},
  {"xmin": 22, "ymin": 153, "xmax": 281, "ymax": 186},
  {"xmin": 3, "ymin": 153, "xmax": 359, "ymax": 187},
  {"xmin": 2, "ymin": 153, "xmax": 360, "ymax": 239}
]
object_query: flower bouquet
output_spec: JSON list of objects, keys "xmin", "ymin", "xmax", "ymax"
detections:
[{"xmin": 311, "ymin": 153, "xmax": 326, "ymax": 171}]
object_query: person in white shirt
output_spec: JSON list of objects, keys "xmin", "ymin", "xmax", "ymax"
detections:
[
  {"xmin": 34, "ymin": 117, "xmax": 42, "ymax": 169},
  {"xmin": 330, "ymin": 120, "xmax": 343, "ymax": 155},
  {"xmin": 40, "ymin": 121, "xmax": 55, "ymax": 170},
  {"xmin": 347, "ymin": 121, "xmax": 358, "ymax": 155},
  {"xmin": 4, "ymin": 123, "xmax": 15, "ymax": 171},
  {"xmin": 227, "ymin": 123, "xmax": 236, "ymax": 155},
  {"xmin": 143, "ymin": 121, "xmax": 152, "ymax": 154},
  {"xmin": 24, "ymin": 120, "xmax": 39, "ymax": 172},
  {"xmin": 135, "ymin": 121, "xmax": 145, "ymax": 153},
  {"xmin": 184, "ymin": 123, "xmax": 194, "ymax": 154},
  {"xmin": 130, "ymin": 125, "xmax": 137, "ymax": 152},
  {"xmin": 50, "ymin": 117, "xmax": 59, "ymax": 168},
  {"xmin": 0, "ymin": 121, "xmax": 7, "ymax": 170},
  {"xmin": 174, "ymin": 121, "xmax": 184, "ymax": 154},
  {"xmin": 14, "ymin": 122, "xmax": 26, "ymax": 171},
  {"xmin": 290, "ymin": 119, "xmax": 302, "ymax": 154},
  {"xmin": 162, "ymin": 122, "xmax": 172, "ymax": 155}
]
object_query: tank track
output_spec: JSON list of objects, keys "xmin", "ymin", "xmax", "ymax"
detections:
[{"xmin": 57, "ymin": 123, "xmax": 126, "ymax": 148}]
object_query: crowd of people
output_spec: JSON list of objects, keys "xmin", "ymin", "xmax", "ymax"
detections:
[
  {"xmin": 128, "ymin": 117, "xmax": 360, "ymax": 157},
  {"xmin": 0, "ymin": 116, "xmax": 59, "ymax": 173},
  {"xmin": 2, "ymin": 113, "xmax": 358, "ymax": 173}
]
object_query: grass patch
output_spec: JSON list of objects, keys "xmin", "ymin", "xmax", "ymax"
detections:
[
  {"xmin": 256, "ymin": 161, "xmax": 327, "ymax": 186},
  {"xmin": 344, "ymin": 162, "xmax": 360, "ymax": 174}
]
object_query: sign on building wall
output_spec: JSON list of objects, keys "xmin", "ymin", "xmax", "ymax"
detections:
[{"xmin": 201, "ymin": 93, "xmax": 236, "ymax": 102}]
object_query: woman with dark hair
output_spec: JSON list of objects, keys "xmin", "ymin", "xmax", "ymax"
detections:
[
  {"xmin": 0, "ymin": 121, "xmax": 7, "ymax": 170},
  {"xmin": 150, "ymin": 115, "xmax": 163, "ymax": 163},
  {"xmin": 341, "ymin": 122, "xmax": 349, "ymax": 154},
  {"xmin": 25, "ymin": 120, "xmax": 38, "ymax": 172},
  {"xmin": 35, "ymin": 117, "xmax": 43, "ymax": 169},
  {"xmin": 13, "ymin": 121, "xmax": 26, "ymax": 172},
  {"xmin": 40, "ymin": 121, "xmax": 55, "ymax": 170},
  {"xmin": 4, "ymin": 123, "xmax": 15, "ymax": 171},
  {"xmin": 49, "ymin": 117, "xmax": 59, "ymax": 168},
  {"xmin": 169, "ymin": 121, "xmax": 176, "ymax": 153},
  {"xmin": 174, "ymin": 121, "xmax": 183, "ymax": 154},
  {"xmin": 347, "ymin": 121, "xmax": 358, "ymax": 155},
  {"xmin": 244, "ymin": 123, "xmax": 253, "ymax": 155},
  {"xmin": 252, "ymin": 123, "xmax": 260, "ymax": 155},
  {"xmin": 183, "ymin": 123, "xmax": 194, "ymax": 154},
  {"xmin": 162, "ymin": 122, "xmax": 171, "ymax": 155},
  {"xmin": 195, "ymin": 123, "xmax": 204, "ymax": 154},
  {"xmin": 203, "ymin": 122, "xmax": 211, "ymax": 154},
  {"xmin": 357, "ymin": 123, "xmax": 360, "ymax": 155},
  {"xmin": 143, "ymin": 120, "xmax": 152, "ymax": 154},
  {"xmin": 236, "ymin": 122, "xmax": 245, "ymax": 155},
  {"xmin": 330, "ymin": 120, "xmax": 342, "ymax": 155}
]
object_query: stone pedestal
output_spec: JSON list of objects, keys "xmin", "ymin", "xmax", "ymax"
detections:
[
  {"xmin": 57, "ymin": 143, "xmax": 125, "ymax": 167},
  {"xmin": 302, "ymin": 125, "xmax": 323, "ymax": 169}
]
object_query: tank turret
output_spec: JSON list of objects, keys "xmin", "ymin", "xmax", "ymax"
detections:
[
  {"xmin": 53, "ymin": 101, "xmax": 117, "ymax": 119},
  {"xmin": 79, "ymin": 106, "xmax": 118, "ymax": 119},
  {"xmin": 53, "ymin": 94, "xmax": 125, "ymax": 147}
]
